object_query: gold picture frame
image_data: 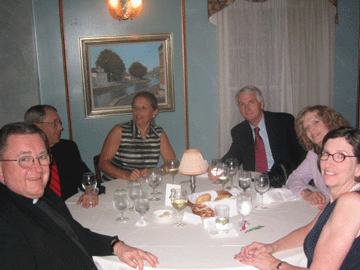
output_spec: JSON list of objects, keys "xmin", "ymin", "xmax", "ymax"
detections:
[{"xmin": 79, "ymin": 33, "xmax": 175, "ymax": 118}]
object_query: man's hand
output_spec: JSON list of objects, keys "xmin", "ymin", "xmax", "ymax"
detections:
[
  {"xmin": 77, "ymin": 190, "xmax": 99, "ymax": 208},
  {"xmin": 114, "ymin": 241, "xmax": 159, "ymax": 270}
]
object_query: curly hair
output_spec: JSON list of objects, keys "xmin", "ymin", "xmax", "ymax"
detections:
[{"xmin": 295, "ymin": 105, "xmax": 350, "ymax": 153}]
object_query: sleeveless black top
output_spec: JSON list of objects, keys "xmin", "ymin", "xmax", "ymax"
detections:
[{"xmin": 304, "ymin": 190, "xmax": 360, "ymax": 269}]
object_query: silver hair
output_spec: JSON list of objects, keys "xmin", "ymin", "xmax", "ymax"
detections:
[{"xmin": 235, "ymin": 86, "xmax": 264, "ymax": 103}]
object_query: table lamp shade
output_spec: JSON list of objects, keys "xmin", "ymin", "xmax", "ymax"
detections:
[{"xmin": 179, "ymin": 149, "xmax": 207, "ymax": 175}]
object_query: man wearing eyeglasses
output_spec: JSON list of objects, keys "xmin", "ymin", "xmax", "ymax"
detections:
[
  {"xmin": 0, "ymin": 122, "xmax": 159, "ymax": 270},
  {"xmin": 24, "ymin": 105, "xmax": 98, "ymax": 208}
]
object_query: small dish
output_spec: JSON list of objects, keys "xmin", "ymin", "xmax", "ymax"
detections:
[{"xmin": 152, "ymin": 209, "xmax": 175, "ymax": 222}]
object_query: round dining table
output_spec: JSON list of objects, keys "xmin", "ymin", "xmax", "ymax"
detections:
[{"xmin": 66, "ymin": 173, "xmax": 320, "ymax": 270}]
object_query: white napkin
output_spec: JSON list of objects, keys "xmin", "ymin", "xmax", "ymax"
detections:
[
  {"xmin": 203, "ymin": 217, "xmax": 239, "ymax": 237},
  {"xmin": 261, "ymin": 187, "xmax": 299, "ymax": 204},
  {"xmin": 182, "ymin": 212, "xmax": 202, "ymax": 225}
]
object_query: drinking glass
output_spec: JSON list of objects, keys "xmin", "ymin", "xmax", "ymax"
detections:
[
  {"xmin": 166, "ymin": 158, "xmax": 180, "ymax": 183},
  {"xmin": 113, "ymin": 189, "xmax": 129, "ymax": 223},
  {"xmin": 127, "ymin": 181, "xmax": 142, "ymax": 211},
  {"xmin": 146, "ymin": 168, "xmax": 162, "ymax": 201},
  {"xmin": 215, "ymin": 163, "xmax": 230, "ymax": 191},
  {"xmin": 236, "ymin": 192, "xmax": 253, "ymax": 219},
  {"xmin": 82, "ymin": 172, "xmax": 97, "ymax": 194},
  {"xmin": 134, "ymin": 192, "xmax": 150, "ymax": 226},
  {"xmin": 254, "ymin": 174, "xmax": 270, "ymax": 210},
  {"xmin": 215, "ymin": 204, "xmax": 230, "ymax": 233},
  {"xmin": 225, "ymin": 158, "xmax": 239, "ymax": 189},
  {"xmin": 238, "ymin": 171, "xmax": 252, "ymax": 192},
  {"xmin": 170, "ymin": 188, "xmax": 188, "ymax": 228}
]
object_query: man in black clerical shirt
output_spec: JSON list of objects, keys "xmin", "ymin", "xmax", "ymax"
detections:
[{"xmin": 0, "ymin": 122, "xmax": 159, "ymax": 270}]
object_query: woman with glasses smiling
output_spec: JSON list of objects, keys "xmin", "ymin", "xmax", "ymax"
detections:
[{"xmin": 235, "ymin": 126, "xmax": 360, "ymax": 270}]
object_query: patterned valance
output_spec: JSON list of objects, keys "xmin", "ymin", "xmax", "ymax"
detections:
[{"xmin": 208, "ymin": 0, "xmax": 338, "ymax": 24}]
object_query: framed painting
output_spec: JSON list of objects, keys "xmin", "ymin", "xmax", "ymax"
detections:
[{"xmin": 79, "ymin": 33, "xmax": 175, "ymax": 118}]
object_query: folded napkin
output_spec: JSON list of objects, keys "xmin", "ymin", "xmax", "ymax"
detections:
[
  {"xmin": 203, "ymin": 217, "xmax": 239, "ymax": 237},
  {"xmin": 182, "ymin": 212, "xmax": 203, "ymax": 225},
  {"xmin": 261, "ymin": 187, "xmax": 299, "ymax": 204}
]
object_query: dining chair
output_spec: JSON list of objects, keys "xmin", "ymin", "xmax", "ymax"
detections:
[{"xmin": 93, "ymin": 154, "xmax": 102, "ymax": 183}]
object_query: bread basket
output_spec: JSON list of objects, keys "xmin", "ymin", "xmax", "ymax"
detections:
[{"xmin": 188, "ymin": 190, "xmax": 232, "ymax": 218}]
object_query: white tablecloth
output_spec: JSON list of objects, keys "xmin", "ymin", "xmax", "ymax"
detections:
[{"xmin": 66, "ymin": 173, "xmax": 319, "ymax": 270}]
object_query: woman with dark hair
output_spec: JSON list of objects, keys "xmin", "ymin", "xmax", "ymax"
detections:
[
  {"xmin": 99, "ymin": 91, "xmax": 176, "ymax": 181},
  {"xmin": 286, "ymin": 105, "xmax": 350, "ymax": 208},
  {"xmin": 236, "ymin": 126, "xmax": 360, "ymax": 270}
]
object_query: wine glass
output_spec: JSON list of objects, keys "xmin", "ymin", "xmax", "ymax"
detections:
[
  {"xmin": 127, "ymin": 181, "xmax": 142, "ymax": 211},
  {"xmin": 146, "ymin": 168, "xmax": 162, "ymax": 201},
  {"xmin": 215, "ymin": 163, "xmax": 230, "ymax": 191},
  {"xmin": 238, "ymin": 171, "xmax": 252, "ymax": 192},
  {"xmin": 254, "ymin": 174, "xmax": 270, "ymax": 210},
  {"xmin": 170, "ymin": 188, "xmax": 188, "ymax": 228},
  {"xmin": 113, "ymin": 189, "xmax": 129, "ymax": 223},
  {"xmin": 167, "ymin": 158, "xmax": 180, "ymax": 183},
  {"xmin": 225, "ymin": 158, "xmax": 239, "ymax": 189},
  {"xmin": 82, "ymin": 172, "xmax": 97, "ymax": 194},
  {"xmin": 134, "ymin": 192, "xmax": 150, "ymax": 226}
]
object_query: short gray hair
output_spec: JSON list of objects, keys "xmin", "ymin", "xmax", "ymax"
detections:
[
  {"xmin": 235, "ymin": 86, "xmax": 264, "ymax": 103},
  {"xmin": 0, "ymin": 122, "xmax": 49, "ymax": 158},
  {"xmin": 24, "ymin": 105, "xmax": 57, "ymax": 124}
]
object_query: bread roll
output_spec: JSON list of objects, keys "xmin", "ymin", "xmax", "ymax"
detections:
[
  {"xmin": 215, "ymin": 194, "xmax": 230, "ymax": 201},
  {"xmin": 196, "ymin": 193, "xmax": 211, "ymax": 204}
]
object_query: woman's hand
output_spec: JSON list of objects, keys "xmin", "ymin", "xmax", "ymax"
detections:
[
  {"xmin": 235, "ymin": 242, "xmax": 274, "ymax": 261},
  {"xmin": 114, "ymin": 241, "xmax": 159, "ymax": 270},
  {"xmin": 126, "ymin": 169, "xmax": 142, "ymax": 181},
  {"xmin": 301, "ymin": 189, "xmax": 326, "ymax": 208},
  {"xmin": 236, "ymin": 252, "xmax": 282, "ymax": 270}
]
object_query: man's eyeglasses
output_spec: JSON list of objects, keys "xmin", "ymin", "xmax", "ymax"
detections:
[
  {"xmin": 37, "ymin": 120, "xmax": 62, "ymax": 127},
  {"xmin": 319, "ymin": 152, "xmax": 357, "ymax": 163},
  {"xmin": 0, "ymin": 154, "xmax": 52, "ymax": 169}
]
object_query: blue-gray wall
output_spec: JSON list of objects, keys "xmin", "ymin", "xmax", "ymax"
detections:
[{"xmin": 1, "ymin": 0, "xmax": 358, "ymax": 171}]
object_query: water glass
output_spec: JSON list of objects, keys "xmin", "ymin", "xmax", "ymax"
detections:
[
  {"xmin": 146, "ymin": 168, "xmax": 162, "ymax": 201},
  {"xmin": 238, "ymin": 171, "xmax": 252, "ymax": 192},
  {"xmin": 215, "ymin": 204, "xmax": 230, "ymax": 233},
  {"xmin": 225, "ymin": 158, "xmax": 239, "ymax": 189},
  {"xmin": 127, "ymin": 181, "xmax": 142, "ymax": 211},
  {"xmin": 134, "ymin": 192, "xmax": 150, "ymax": 226},
  {"xmin": 82, "ymin": 172, "xmax": 97, "ymax": 194},
  {"xmin": 254, "ymin": 174, "xmax": 270, "ymax": 210},
  {"xmin": 113, "ymin": 189, "xmax": 129, "ymax": 223}
]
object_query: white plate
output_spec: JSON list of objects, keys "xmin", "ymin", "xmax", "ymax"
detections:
[{"xmin": 152, "ymin": 209, "xmax": 175, "ymax": 222}]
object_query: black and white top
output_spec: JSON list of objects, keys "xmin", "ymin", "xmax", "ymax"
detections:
[{"xmin": 103, "ymin": 120, "xmax": 162, "ymax": 181}]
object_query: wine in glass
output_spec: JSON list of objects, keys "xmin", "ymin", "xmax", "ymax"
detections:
[
  {"xmin": 127, "ymin": 181, "xmax": 141, "ymax": 211},
  {"xmin": 134, "ymin": 192, "xmax": 150, "ymax": 226},
  {"xmin": 113, "ymin": 189, "xmax": 129, "ymax": 223},
  {"xmin": 146, "ymin": 168, "xmax": 162, "ymax": 201},
  {"xmin": 238, "ymin": 171, "xmax": 252, "ymax": 192},
  {"xmin": 170, "ymin": 188, "xmax": 188, "ymax": 228},
  {"xmin": 167, "ymin": 158, "xmax": 180, "ymax": 183},
  {"xmin": 225, "ymin": 158, "xmax": 239, "ymax": 189},
  {"xmin": 215, "ymin": 163, "xmax": 230, "ymax": 191},
  {"xmin": 82, "ymin": 172, "xmax": 97, "ymax": 194},
  {"xmin": 254, "ymin": 174, "xmax": 270, "ymax": 210}
]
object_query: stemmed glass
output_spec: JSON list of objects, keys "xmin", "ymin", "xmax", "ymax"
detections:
[
  {"xmin": 146, "ymin": 168, "xmax": 162, "ymax": 201},
  {"xmin": 127, "ymin": 181, "xmax": 142, "ymax": 211},
  {"xmin": 134, "ymin": 192, "xmax": 150, "ymax": 226},
  {"xmin": 113, "ymin": 189, "xmax": 129, "ymax": 223},
  {"xmin": 254, "ymin": 174, "xmax": 270, "ymax": 210},
  {"xmin": 238, "ymin": 171, "xmax": 252, "ymax": 192},
  {"xmin": 170, "ymin": 188, "xmax": 188, "ymax": 228},
  {"xmin": 82, "ymin": 172, "xmax": 97, "ymax": 194},
  {"xmin": 236, "ymin": 192, "xmax": 253, "ymax": 222},
  {"xmin": 215, "ymin": 163, "xmax": 230, "ymax": 191},
  {"xmin": 167, "ymin": 158, "xmax": 180, "ymax": 183},
  {"xmin": 225, "ymin": 158, "xmax": 239, "ymax": 189}
]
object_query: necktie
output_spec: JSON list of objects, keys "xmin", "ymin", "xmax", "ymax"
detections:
[
  {"xmin": 50, "ymin": 156, "xmax": 61, "ymax": 197},
  {"xmin": 254, "ymin": 127, "xmax": 268, "ymax": 173}
]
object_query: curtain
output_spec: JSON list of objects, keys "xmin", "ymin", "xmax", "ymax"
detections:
[{"xmin": 211, "ymin": 0, "xmax": 336, "ymax": 157}]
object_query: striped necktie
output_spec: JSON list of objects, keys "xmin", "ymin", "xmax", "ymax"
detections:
[
  {"xmin": 254, "ymin": 127, "xmax": 268, "ymax": 173},
  {"xmin": 49, "ymin": 156, "xmax": 61, "ymax": 197}
]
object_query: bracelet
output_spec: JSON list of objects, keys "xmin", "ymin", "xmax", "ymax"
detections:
[
  {"xmin": 276, "ymin": 261, "xmax": 285, "ymax": 270},
  {"xmin": 111, "ymin": 238, "xmax": 124, "ymax": 254}
]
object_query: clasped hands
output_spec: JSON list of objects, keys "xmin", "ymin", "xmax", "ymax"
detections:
[{"xmin": 234, "ymin": 242, "xmax": 282, "ymax": 270}]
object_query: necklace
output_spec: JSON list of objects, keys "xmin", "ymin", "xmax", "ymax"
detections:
[{"xmin": 349, "ymin": 183, "xmax": 360, "ymax": 192}]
